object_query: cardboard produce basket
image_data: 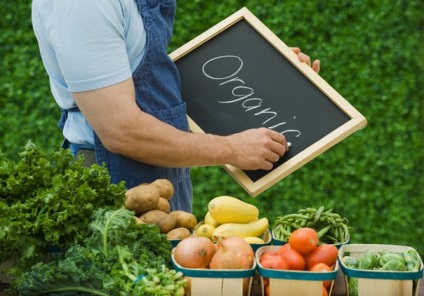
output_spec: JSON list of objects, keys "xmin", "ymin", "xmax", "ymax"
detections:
[
  {"xmin": 338, "ymin": 244, "xmax": 424, "ymax": 296},
  {"xmin": 171, "ymin": 249, "xmax": 256, "ymax": 296},
  {"xmin": 256, "ymin": 246, "xmax": 339, "ymax": 296}
]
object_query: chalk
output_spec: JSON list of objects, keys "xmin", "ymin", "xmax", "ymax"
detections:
[{"xmin": 288, "ymin": 142, "xmax": 292, "ymax": 147}]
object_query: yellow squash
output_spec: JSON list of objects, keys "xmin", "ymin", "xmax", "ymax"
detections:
[
  {"xmin": 204, "ymin": 211, "xmax": 219, "ymax": 227},
  {"xmin": 243, "ymin": 237, "xmax": 266, "ymax": 244},
  {"xmin": 212, "ymin": 217, "xmax": 269, "ymax": 238},
  {"xmin": 208, "ymin": 196, "xmax": 259, "ymax": 224}
]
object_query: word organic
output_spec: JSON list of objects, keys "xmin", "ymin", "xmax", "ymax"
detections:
[{"xmin": 202, "ymin": 55, "xmax": 302, "ymax": 140}]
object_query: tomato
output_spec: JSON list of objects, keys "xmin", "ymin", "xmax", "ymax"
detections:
[
  {"xmin": 288, "ymin": 227, "xmax": 319, "ymax": 255},
  {"xmin": 309, "ymin": 263, "xmax": 333, "ymax": 290},
  {"xmin": 309, "ymin": 262, "xmax": 332, "ymax": 272},
  {"xmin": 277, "ymin": 243, "xmax": 306, "ymax": 270},
  {"xmin": 305, "ymin": 244, "xmax": 339, "ymax": 270},
  {"xmin": 260, "ymin": 252, "xmax": 289, "ymax": 270},
  {"xmin": 276, "ymin": 243, "xmax": 290, "ymax": 254}
]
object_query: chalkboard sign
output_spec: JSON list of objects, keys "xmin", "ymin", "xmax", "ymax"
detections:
[{"xmin": 170, "ymin": 7, "xmax": 366, "ymax": 197}]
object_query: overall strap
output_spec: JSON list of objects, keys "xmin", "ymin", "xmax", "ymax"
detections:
[{"xmin": 58, "ymin": 106, "xmax": 80, "ymax": 149}]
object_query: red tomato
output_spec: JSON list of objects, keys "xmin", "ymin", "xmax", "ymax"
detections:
[
  {"xmin": 277, "ymin": 243, "xmax": 290, "ymax": 253},
  {"xmin": 309, "ymin": 263, "xmax": 333, "ymax": 290},
  {"xmin": 288, "ymin": 228, "xmax": 319, "ymax": 255},
  {"xmin": 277, "ymin": 243, "xmax": 306, "ymax": 270},
  {"xmin": 305, "ymin": 244, "xmax": 339, "ymax": 270},
  {"xmin": 260, "ymin": 252, "xmax": 289, "ymax": 270}
]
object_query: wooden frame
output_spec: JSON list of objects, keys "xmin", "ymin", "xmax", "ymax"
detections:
[{"xmin": 170, "ymin": 7, "xmax": 366, "ymax": 197}]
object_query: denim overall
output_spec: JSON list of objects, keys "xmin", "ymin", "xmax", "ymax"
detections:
[{"xmin": 59, "ymin": 0, "xmax": 193, "ymax": 212}]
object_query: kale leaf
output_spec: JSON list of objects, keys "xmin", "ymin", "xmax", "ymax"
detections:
[
  {"xmin": 18, "ymin": 208, "xmax": 184, "ymax": 296},
  {"xmin": 0, "ymin": 142, "xmax": 126, "ymax": 284}
]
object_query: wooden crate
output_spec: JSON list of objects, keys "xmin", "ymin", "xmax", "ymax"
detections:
[
  {"xmin": 256, "ymin": 246, "xmax": 338, "ymax": 296},
  {"xmin": 338, "ymin": 244, "xmax": 424, "ymax": 296}
]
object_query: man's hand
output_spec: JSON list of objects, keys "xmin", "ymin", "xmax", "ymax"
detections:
[
  {"xmin": 224, "ymin": 128, "xmax": 289, "ymax": 171},
  {"xmin": 291, "ymin": 47, "xmax": 320, "ymax": 73}
]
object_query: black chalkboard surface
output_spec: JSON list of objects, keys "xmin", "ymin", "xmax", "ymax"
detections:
[{"xmin": 170, "ymin": 7, "xmax": 366, "ymax": 196}]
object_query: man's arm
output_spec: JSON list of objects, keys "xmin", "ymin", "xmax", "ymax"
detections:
[{"xmin": 73, "ymin": 78, "xmax": 288, "ymax": 171}]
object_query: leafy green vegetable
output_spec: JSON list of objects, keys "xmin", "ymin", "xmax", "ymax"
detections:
[
  {"xmin": 381, "ymin": 260, "xmax": 406, "ymax": 271},
  {"xmin": 403, "ymin": 249, "xmax": 422, "ymax": 272},
  {"xmin": 377, "ymin": 252, "xmax": 404, "ymax": 267},
  {"xmin": 348, "ymin": 277, "xmax": 358, "ymax": 296},
  {"xmin": 18, "ymin": 208, "xmax": 185, "ymax": 296},
  {"xmin": 0, "ymin": 142, "xmax": 126, "ymax": 284},
  {"xmin": 342, "ymin": 256, "xmax": 360, "ymax": 269},
  {"xmin": 343, "ymin": 249, "xmax": 422, "ymax": 273},
  {"xmin": 359, "ymin": 253, "xmax": 378, "ymax": 270}
]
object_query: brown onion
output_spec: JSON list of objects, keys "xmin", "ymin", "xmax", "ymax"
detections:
[
  {"xmin": 209, "ymin": 236, "xmax": 254, "ymax": 269},
  {"xmin": 174, "ymin": 236, "xmax": 216, "ymax": 268}
]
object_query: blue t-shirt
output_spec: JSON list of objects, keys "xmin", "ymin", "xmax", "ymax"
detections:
[{"xmin": 32, "ymin": 0, "xmax": 147, "ymax": 145}]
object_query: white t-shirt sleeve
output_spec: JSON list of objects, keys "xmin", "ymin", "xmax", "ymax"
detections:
[{"xmin": 40, "ymin": 0, "xmax": 132, "ymax": 92}]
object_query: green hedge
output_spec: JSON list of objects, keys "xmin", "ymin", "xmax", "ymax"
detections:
[{"xmin": 1, "ymin": 1, "xmax": 423, "ymax": 257}]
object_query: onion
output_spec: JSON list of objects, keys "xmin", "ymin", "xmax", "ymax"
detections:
[
  {"xmin": 209, "ymin": 236, "xmax": 254, "ymax": 269},
  {"xmin": 174, "ymin": 236, "xmax": 216, "ymax": 268}
]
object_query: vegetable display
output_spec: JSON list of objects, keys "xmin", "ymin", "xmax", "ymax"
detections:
[
  {"xmin": 342, "ymin": 249, "xmax": 422, "ymax": 272},
  {"xmin": 259, "ymin": 227, "xmax": 339, "ymax": 296},
  {"xmin": 272, "ymin": 206, "xmax": 350, "ymax": 245},
  {"xmin": 194, "ymin": 196, "xmax": 269, "ymax": 244},
  {"xmin": 18, "ymin": 208, "xmax": 186, "ymax": 296},
  {"xmin": 0, "ymin": 142, "xmax": 125, "ymax": 286},
  {"xmin": 341, "ymin": 249, "xmax": 422, "ymax": 296}
]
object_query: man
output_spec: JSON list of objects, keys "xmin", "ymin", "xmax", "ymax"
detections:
[{"xmin": 32, "ymin": 0, "xmax": 320, "ymax": 212}]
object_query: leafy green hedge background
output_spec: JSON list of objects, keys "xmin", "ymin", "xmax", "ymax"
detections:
[{"xmin": 1, "ymin": 1, "xmax": 423, "ymax": 256}]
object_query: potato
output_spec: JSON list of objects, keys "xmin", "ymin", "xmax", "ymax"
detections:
[
  {"xmin": 154, "ymin": 197, "xmax": 171, "ymax": 213},
  {"xmin": 169, "ymin": 210, "xmax": 197, "ymax": 231},
  {"xmin": 151, "ymin": 179, "xmax": 174, "ymax": 200},
  {"xmin": 140, "ymin": 210, "xmax": 176, "ymax": 233},
  {"xmin": 166, "ymin": 227, "xmax": 191, "ymax": 240},
  {"xmin": 134, "ymin": 216, "xmax": 145, "ymax": 224},
  {"xmin": 124, "ymin": 184, "xmax": 160, "ymax": 216}
]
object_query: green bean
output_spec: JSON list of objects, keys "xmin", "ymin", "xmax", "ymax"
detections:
[
  {"xmin": 275, "ymin": 213, "xmax": 310, "ymax": 221},
  {"xmin": 286, "ymin": 225, "xmax": 292, "ymax": 233},
  {"xmin": 333, "ymin": 226, "xmax": 340, "ymax": 241},
  {"xmin": 273, "ymin": 224, "xmax": 291, "ymax": 240},
  {"xmin": 314, "ymin": 206, "xmax": 325, "ymax": 222},
  {"xmin": 324, "ymin": 208, "xmax": 334, "ymax": 214},
  {"xmin": 323, "ymin": 234, "xmax": 338, "ymax": 243},
  {"xmin": 273, "ymin": 206, "xmax": 350, "ymax": 244}
]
